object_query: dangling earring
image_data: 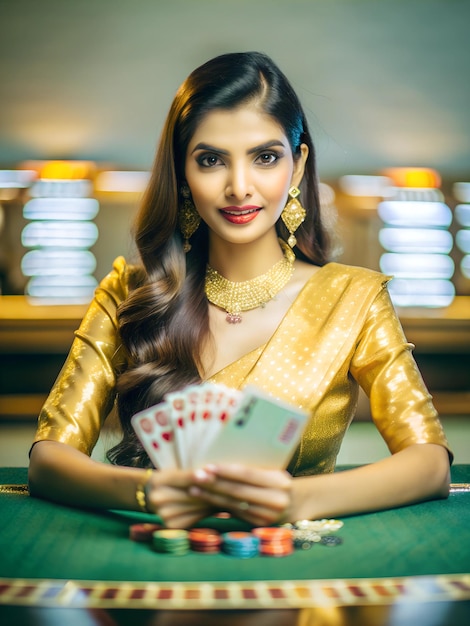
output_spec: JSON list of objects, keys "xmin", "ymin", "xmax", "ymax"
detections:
[
  {"xmin": 178, "ymin": 185, "xmax": 200, "ymax": 252},
  {"xmin": 281, "ymin": 186, "xmax": 306, "ymax": 249}
]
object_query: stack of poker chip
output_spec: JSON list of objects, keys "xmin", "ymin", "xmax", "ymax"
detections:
[
  {"xmin": 188, "ymin": 528, "xmax": 222, "ymax": 553},
  {"xmin": 282, "ymin": 519, "xmax": 344, "ymax": 549},
  {"xmin": 252, "ymin": 527, "xmax": 294, "ymax": 557},
  {"xmin": 221, "ymin": 531, "xmax": 260, "ymax": 558},
  {"xmin": 129, "ymin": 523, "xmax": 162, "ymax": 542},
  {"xmin": 152, "ymin": 529, "xmax": 190, "ymax": 555}
]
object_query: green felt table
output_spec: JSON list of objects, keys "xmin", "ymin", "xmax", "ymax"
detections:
[{"xmin": 1, "ymin": 465, "xmax": 469, "ymax": 621}]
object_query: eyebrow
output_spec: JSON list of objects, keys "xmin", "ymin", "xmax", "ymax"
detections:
[{"xmin": 190, "ymin": 140, "xmax": 287, "ymax": 156}]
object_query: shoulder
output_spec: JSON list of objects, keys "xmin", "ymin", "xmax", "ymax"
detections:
[
  {"xmin": 307, "ymin": 261, "xmax": 391, "ymax": 290},
  {"xmin": 296, "ymin": 262, "xmax": 392, "ymax": 309},
  {"xmin": 95, "ymin": 256, "xmax": 143, "ymax": 306}
]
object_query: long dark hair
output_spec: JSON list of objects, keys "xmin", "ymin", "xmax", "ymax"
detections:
[{"xmin": 107, "ymin": 51, "xmax": 330, "ymax": 467}]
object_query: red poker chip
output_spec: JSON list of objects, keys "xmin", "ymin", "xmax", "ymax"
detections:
[
  {"xmin": 191, "ymin": 544, "xmax": 221, "ymax": 553},
  {"xmin": 188, "ymin": 528, "xmax": 221, "ymax": 538},
  {"xmin": 189, "ymin": 529, "xmax": 221, "ymax": 541},
  {"xmin": 252, "ymin": 527, "xmax": 293, "ymax": 557},
  {"xmin": 129, "ymin": 523, "xmax": 163, "ymax": 542},
  {"xmin": 190, "ymin": 538, "xmax": 222, "ymax": 547},
  {"xmin": 189, "ymin": 528, "xmax": 222, "ymax": 552},
  {"xmin": 259, "ymin": 546, "xmax": 294, "ymax": 556},
  {"xmin": 252, "ymin": 527, "xmax": 293, "ymax": 541},
  {"xmin": 190, "ymin": 541, "xmax": 222, "ymax": 550}
]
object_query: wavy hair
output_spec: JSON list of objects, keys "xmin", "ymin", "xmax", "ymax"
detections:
[{"xmin": 107, "ymin": 51, "xmax": 330, "ymax": 466}]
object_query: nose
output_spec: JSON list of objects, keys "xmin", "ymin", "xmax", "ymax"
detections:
[{"xmin": 225, "ymin": 164, "xmax": 253, "ymax": 200}]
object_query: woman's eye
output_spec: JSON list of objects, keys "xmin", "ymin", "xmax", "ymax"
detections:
[
  {"xmin": 256, "ymin": 152, "xmax": 279, "ymax": 165},
  {"xmin": 198, "ymin": 154, "xmax": 222, "ymax": 167}
]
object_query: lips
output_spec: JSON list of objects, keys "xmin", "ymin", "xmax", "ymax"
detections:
[{"xmin": 219, "ymin": 205, "xmax": 261, "ymax": 224}]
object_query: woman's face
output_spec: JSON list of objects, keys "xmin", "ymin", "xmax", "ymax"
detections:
[{"xmin": 184, "ymin": 104, "xmax": 308, "ymax": 247}]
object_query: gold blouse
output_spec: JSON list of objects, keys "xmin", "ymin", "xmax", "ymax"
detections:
[{"xmin": 33, "ymin": 256, "xmax": 452, "ymax": 475}]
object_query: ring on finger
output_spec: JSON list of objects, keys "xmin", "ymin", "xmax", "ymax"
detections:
[{"xmin": 238, "ymin": 501, "xmax": 250, "ymax": 511}]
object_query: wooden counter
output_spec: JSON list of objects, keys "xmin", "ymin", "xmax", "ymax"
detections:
[
  {"xmin": 0, "ymin": 296, "xmax": 87, "ymax": 353},
  {"xmin": 1, "ymin": 295, "xmax": 469, "ymax": 418}
]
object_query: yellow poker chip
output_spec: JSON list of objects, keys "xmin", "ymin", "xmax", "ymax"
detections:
[{"xmin": 152, "ymin": 529, "xmax": 190, "ymax": 555}]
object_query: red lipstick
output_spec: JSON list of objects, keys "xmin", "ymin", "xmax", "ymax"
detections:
[{"xmin": 219, "ymin": 205, "xmax": 261, "ymax": 225}]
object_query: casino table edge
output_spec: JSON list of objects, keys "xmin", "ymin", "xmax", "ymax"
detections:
[
  {"xmin": 1, "ymin": 466, "xmax": 469, "ymax": 610},
  {"xmin": 0, "ymin": 573, "xmax": 470, "ymax": 610}
]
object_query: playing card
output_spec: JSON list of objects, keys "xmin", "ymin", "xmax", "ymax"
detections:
[
  {"xmin": 131, "ymin": 382, "xmax": 305, "ymax": 472},
  {"xmin": 191, "ymin": 383, "xmax": 244, "ymax": 468},
  {"xmin": 131, "ymin": 402, "xmax": 179, "ymax": 469},
  {"xmin": 167, "ymin": 383, "xmax": 224, "ymax": 469},
  {"xmin": 196, "ymin": 385, "xmax": 308, "ymax": 469},
  {"xmin": 165, "ymin": 390, "xmax": 198, "ymax": 469}
]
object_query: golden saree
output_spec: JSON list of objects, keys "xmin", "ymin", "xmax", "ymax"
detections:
[{"xmin": 33, "ymin": 257, "xmax": 451, "ymax": 475}]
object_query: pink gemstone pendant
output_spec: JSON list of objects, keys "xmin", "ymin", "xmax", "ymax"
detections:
[{"xmin": 226, "ymin": 312, "xmax": 242, "ymax": 324}]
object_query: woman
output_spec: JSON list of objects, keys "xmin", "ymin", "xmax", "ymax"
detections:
[{"xmin": 29, "ymin": 51, "xmax": 452, "ymax": 529}]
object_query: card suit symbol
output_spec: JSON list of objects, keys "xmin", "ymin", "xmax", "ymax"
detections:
[
  {"xmin": 219, "ymin": 412, "xmax": 228, "ymax": 422},
  {"xmin": 190, "ymin": 411, "xmax": 196, "ymax": 422},
  {"xmin": 141, "ymin": 418, "xmax": 153, "ymax": 434},
  {"xmin": 177, "ymin": 418, "xmax": 184, "ymax": 429},
  {"xmin": 202, "ymin": 411, "xmax": 211, "ymax": 420},
  {"xmin": 162, "ymin": 431, "xmax": 173, "ymax": 442},
  {"xmin": 214, "ymin": 392, "xmax": 224, "ymax": 405},
  {"xmin": 155, "ymin": 410, "xmax": 169, "ymax": 427},
  {"xmin": 152, "ymin": 441, "xmax": 160, "ymax": 450}
]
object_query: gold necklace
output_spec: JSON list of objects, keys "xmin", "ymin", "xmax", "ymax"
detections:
[{"xmin": 205, "ymin": 240, "xmax": 295, "ymax": 324}]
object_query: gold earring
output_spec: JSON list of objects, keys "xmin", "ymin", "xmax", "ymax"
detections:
[
  {"xmin": 281, "ymin": 186, "xmax": 306, "ymax": 248},
  {"xmin": 179, "ymin": 186, "xmax": 200, "ymax": 252}
]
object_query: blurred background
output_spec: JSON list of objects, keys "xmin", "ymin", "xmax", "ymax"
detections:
[{"xmin": 0, "ymin": 0, "xmax": 469, "ymax": 466}]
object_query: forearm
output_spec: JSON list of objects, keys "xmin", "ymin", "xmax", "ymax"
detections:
[
  {"xmin": 291, "ymin": 443, "xmax": 450, "ymax": 521},
  {"xmin": 29, "ymin": 440, "xmax": 147, "ymax": 512}
]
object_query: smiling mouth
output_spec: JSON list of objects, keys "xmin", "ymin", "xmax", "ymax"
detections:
[
  {"xmin": 219, "ymin": 206, "xmax": 261, "ymax": 224},
  {"xmin": 220, "ymin": 205, "xmax": 261, "ymax": 215}
]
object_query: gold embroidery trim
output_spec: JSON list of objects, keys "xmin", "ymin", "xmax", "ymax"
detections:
[
  {"xmin": 0, "ymin": 484, "xmax": 29, "ymax": 495},
  {"xmin": 450, "ymin": 483, "xmax": 470, "ymax": 493}
]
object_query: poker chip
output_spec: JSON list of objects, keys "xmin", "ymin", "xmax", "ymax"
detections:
[
  {"xmin": 132, "ymin": 518, "xmax": 344, "ymax": 558},
  {"xmin": 294, "ymin": 519, "xmax": 344, "ymax": 533},
  {"xmin": 288, "ymin": 518, "xmax": 344, "ymax": 549},
  {"xmin": 252, "ymin": 527, "xmax": 294, "ymax": 557},
  {"xmin": 292, "ymin": 531, "xmax": 322, "ymax": 548},
  {"xmin": 152, "ymin": 529, "xmax": 190, "ymax": 555},
  {"xmin": 129, "ymin": 523, "xmax": 163, "ymax": 542},
  {"xmin": 188, "ymin": 528, "xmax": 222, "ymax": 553},
  {"xmin": 222, "ymin": 531, "xmax": 260, "ymax": 558},
  {"xmin": 320, "ymin": 535, "xmax": 343, "ymax": 546}
]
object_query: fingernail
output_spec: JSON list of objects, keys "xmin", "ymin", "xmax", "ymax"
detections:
[{"xmin": 193, "ymin": 468, "xmax": 211, "ymax": 481}]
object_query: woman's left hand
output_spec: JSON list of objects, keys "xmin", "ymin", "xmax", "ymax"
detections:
[{"xmin": 189, "ymin": 464, "xmax": 293, "ymax": 526}]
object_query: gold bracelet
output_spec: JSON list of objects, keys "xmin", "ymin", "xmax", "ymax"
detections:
[{"xmin": 135, "ymin": 469, "xmax": 153, "ymax": 513}]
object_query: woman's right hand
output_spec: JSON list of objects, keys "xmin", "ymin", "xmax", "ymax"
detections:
[{"xmin": 145, "ymin": 469, "xmax": 215, "ymax": 529}]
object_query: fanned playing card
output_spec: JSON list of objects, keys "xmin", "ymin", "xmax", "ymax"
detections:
[
  {"xmin": 197, "ymin": 385, "xmax": 308, "ymax": 469},
  {"xmin": 131, "ymin": 402, "xmax": 179, "ymax": 470},
  {"xmin": 131, "ymin": 382, "xmax": 307, "ymax": 470}
]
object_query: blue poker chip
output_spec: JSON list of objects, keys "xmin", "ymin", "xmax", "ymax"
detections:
[{"xmin": 221, "ymin": 531, "xmax": 260, "ymax": 558}]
